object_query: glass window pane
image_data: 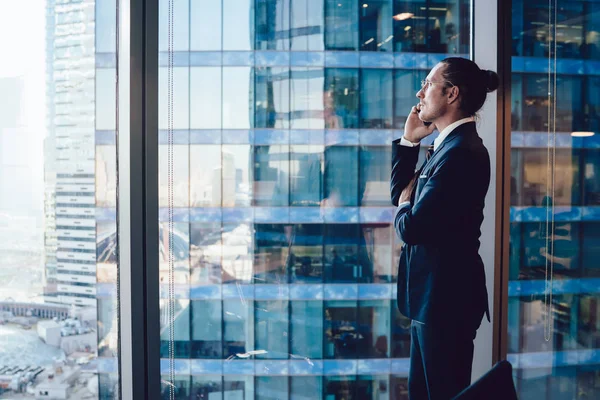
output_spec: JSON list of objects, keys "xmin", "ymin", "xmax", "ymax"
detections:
[
  {"xmin": 190, "ymin": 0, "xmax": 222, "ymax": 51},
  {"xmin": 358, "ymin": 301, "xmax": 391, "ymax": 358},
  {"xmin": 324, "ymin": 301, "xmax": 358, "ymax": 359},
  {"xmin": 159, "ymin": 0, "xmax": 190, "ymax": 51},
  {"xmin": 254, "ymin": 224, "xmax": 290, "ymax": 283},
  {"xmin": 96, "ymin": 0, "xmax": 117, "ymax": 53},
  {"xmin": 223, "ymin": 0, "xmax": 254, "ymax": 50},
  {"xmin": 325, "ymin": 376, "xmax": 357, "ymax": 398},
  {"xmin": 290, "ymin": 68, "xmax": 325, "ymax": 129},
  {"xmin": 291, "ymin": 301, "xmax": 323, "ymax": 358},
  {"xmin": 521, "ymin": 149, "xmax": 581, "ymax": 207},
  {"xmin": 324, "ymin": 146, "xmax": 359, "ymax": 207},
  {"xmin": 224, "ymin": 376, "xmax": 255, "ymax": 399},
  {"xmin": 390, "ymin": 375, "xmax": 409, "ymax": 399},
  {"xmin": 160, "ymin": 375, "xmax": 191, "ymax": 399},
  {"xmin": 190, "ymin": 67, "xmax": 222, "ymax": 129},
  {"xmin": 190, "ymin": 145, "xmax": 222, "ymax": 207},
  {"xmin": 360, "ymin": 69, "xmax": 393, "ymax": 129},
  {"xmin": 362, "ymin": 224, "xmax": 392, "ymax": 283},
  {"xmin": 360, "ymin": 0, "xmax": 393, "ymax": 52},
  {"xmin": 291, "ymin": 0, "xmax": 325, "ymax": 51},
  {"xmin": 1, "ymin": 2, "xmax": 120, "ymax": 398},
  {"xmin": 256, "ymin": 0, "xmax": 291, "ymax": 50},
  {"xmin": 223, "ymin": 144, "xmax": 253, "ymax": 207},
  {"xmin": 154, "ymin": 0, "xmax": 476, "ymax": 397},
  {"xmin": 582, "ymin": 223, "xmax": 600, "ymax": 278},
  {"xmin": 290, "ymin": 145, "xmax": 324, "ymax": 206},
  {"xmin": 223, "ymin": 67, "xmax": 253, "ymax": 129},
  {"xmin": 256, "ymin": 376, "xmax": 288, "ymax": 400},
  {"xmin": 255, "ymin": 67, "xmax": 290, "ymax": 129},
  {"xmin": 191, "ymin": 376, "xmax": 224, "ymax": 399},
  {"xmin": 325, "ymin": 69, "xmax": 359, "ymax": 129},
  {"xmin": 360, "ymin": 146, "xmax": 392, "ymax": 206},
  {"xmin": 96, "ymin": 145, "xmax": 117, "ymax": 208},
  {"xmin": 190, "ymin": 222, "xmax": 222, "ymax": 284},
  {"xmin": 96, "ymin": 68, "xmax": 117, "ymax": 131},
  {"xmin": 222, "ymin": 222, "xmax": 254, "ymax": 283},
  {"xmin": 357, "ymin": 375, "xmax": 391, "ymax": 399},
  {"xmin": 391, "ymin": 301, "xmax": 411, "ymax": 358},
  {"xmin": 325, "ymin": 0, "xmax": 358, "ymax": 50},
  {"xmin": 324, "ymin": 224, "xmax": 361, "ymax": 284},
  {"xmin": 586, "ymin": 77, "xmax": 600, "ymax": 132},
  {"xmin": 584, "ymin": 150, "xmax": 600, "ymax": 206},
  {"xmin": 223, "ymin": 299, "xmax": 254, "ymax": 358},
  {"xmin": 191, "ymin": 300, "xmax": 222, "ymax": 358},
  {"xmin": 291, "ymin": 376, "xmax": 323, "ymax": 399},
  {"xmin": 393, "ymin": 1, "xmax": 470, "ymax": 54},
  {"xmin": 254, "ymin": 145, "xmax": 290, "ymax": 206},
  {"xmin": 510, "ymin": 0, "xmax": 598, "ymax": 387},
  {"xmin": 255, "ymin": 300, "xmax": 289, "ymax": 358},
  {"xmin": 520, "ymin": 222, "xmax": 580, "ymax": 279},
  {"xmin": 159, "ymin": 222, "xmax": 190, "ymax": 287},
  {"xmin": 289, "ymin": 224, "xmax": 324, "ymax": 283},
  {"xmin": 159, "ymin": 145, "xmax": 190, "ymax": 207},
  {"xmin": 160, "ymin": 299, "xmax": 190, "ymax": 358},
  {"xmin": 159, "ymin": 67, "xmax": 190, "ymax": 130},
  {"xmin": 394, "ymin": 70, "xmax": 423, "ymax": 129}
]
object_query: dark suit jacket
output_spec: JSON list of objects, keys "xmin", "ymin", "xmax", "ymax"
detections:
[{"xmin": 391, "ymin": 121, "xmax": 490, "ymax": 326}]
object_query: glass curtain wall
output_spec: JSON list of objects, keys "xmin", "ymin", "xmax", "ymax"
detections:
[
  {"xmin": 509, "ymin": 0, "xmax": 600, "ymax": 398},
  {"xmin": 0, "ymin": 0, "xmax": 120, "ymax": 399},
  {"xmin": 157, "ymin": 0, "xmax": 471, "ymax": 399}
]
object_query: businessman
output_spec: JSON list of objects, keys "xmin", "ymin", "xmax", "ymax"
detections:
[{"xmin": 391, "ymin": 57, "xmax": 499, "ymax": 399}]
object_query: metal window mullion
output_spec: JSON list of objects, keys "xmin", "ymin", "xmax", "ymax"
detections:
[{"xmin": 117, "ymin": 0, "xmax": 160, "ymax": 399}]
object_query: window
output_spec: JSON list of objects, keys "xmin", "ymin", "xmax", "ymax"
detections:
[
  {"xmin": 324, "ymin": 69, "xmax": 359, "ymax": 129},
  {"xmin": 325, "ymin": 0, "xmax": 359, "ymax": 50},
  {"xmin": 290, "ymin": 301, "xmax": 324, "ymax": 358},
  {"xmin": 190, "ymin": 67, "xmax": 222, "ymax": 129},
  {"xmin": 254, "ymin": 145, "xmax": 290, "ymax": 206},
  {"xmin": 255, "ymin": 300, "xmax": 290, "ymax": 358},
  {"xmin": 256, "ymin": 0, "xmax": 291, "ymax": 50},
  {"xmin": 509, "ymin": 1, "xmax": 600, "ymax": 397},
  {"xmin": 191, "ymin": 300, "xmax": 222, "ymax": 358},
  {"xmin": 159, "ymin": 0, "xmax": 189, "ymax": 51},
  {"xmin": 223, "ymin": 67, "xmax": 253, "ymax": 129},
  {"xmin": 360, "ymin": 0, "xmax": 393, "ymax": 52},
  {"xmin": 255, "ymin": 67, "xmax": 291, "ymax": 129},
  {"xmin": 223, "ymin": 0, "xmax": 254, "ymax": 50},
  {"xmin": 190, "ymin": 0, "xmax": 222, "ymax": 51},
  {"xmin": 290, "ymin": 68, "xmax": 325, "ymax": 129},
  {"xmin": 360, "ymin": 69, "xmax": 393, "ymax": 129},
  {"xmin": 291, "ymin": 0, "xmax": 325, "ymax": 51}
]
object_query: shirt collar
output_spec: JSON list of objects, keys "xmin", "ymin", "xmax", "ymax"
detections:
[{"xmin": 433, "ymin": 117, "xmax": 474, "ymax": 151}]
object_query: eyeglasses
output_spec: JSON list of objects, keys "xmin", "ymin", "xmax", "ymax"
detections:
[{"xmin": 420, "ymin": 79, "xmax": 453, "ymax": 90}]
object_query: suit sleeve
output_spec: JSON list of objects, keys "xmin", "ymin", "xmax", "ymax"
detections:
[
  {"xmin": 394, "ymin": 149, "xmax": 471, "ymax": 245},
  {"xmin": 390, "ymin": 139, "xmax": 420, "ymax": 206}
]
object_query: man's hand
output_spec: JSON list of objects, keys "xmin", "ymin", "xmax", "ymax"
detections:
[
  {"xmin": 404, "ymin": 104, "xmax": 436, "ymax": 143},
  {"xmin": 399, "ymin": 174, "xmax": 418, "ymax": 204}
]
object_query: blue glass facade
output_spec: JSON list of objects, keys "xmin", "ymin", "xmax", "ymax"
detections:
[
  {"xmin": 508, "ymin": 0, "xmax": 600, "ymax": 398},
  {"xmin": 148, "ymin": 0, "xmax": 471, "ymax": 398}
]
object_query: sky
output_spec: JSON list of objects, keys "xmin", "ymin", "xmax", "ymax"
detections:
[{"xmin": 0, "ymin": 0, "xmax": 46, "ymax": 198}]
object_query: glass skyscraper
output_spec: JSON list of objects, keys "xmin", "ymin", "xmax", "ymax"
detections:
[
  {"xmin": 507, "ymin": 0, "xmax": 600, "ymax": 397},
  {"xmin": 153, "ymin": 0, "xmax": 471, "ymax": 398}
]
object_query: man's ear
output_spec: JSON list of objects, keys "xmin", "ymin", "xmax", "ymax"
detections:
[{"xmin": 447, "ymin": 86, "xmax": 460, "ymax": 105}]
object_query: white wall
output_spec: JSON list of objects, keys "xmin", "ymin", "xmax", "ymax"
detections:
[{"xmin": 472, "ymin": 0, "xmax": 499, "ymax": 382}]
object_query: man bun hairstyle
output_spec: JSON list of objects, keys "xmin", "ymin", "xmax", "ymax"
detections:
[{"xmin": 440, "ymin": 57, "xmax": 499, "ymax": 116}]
